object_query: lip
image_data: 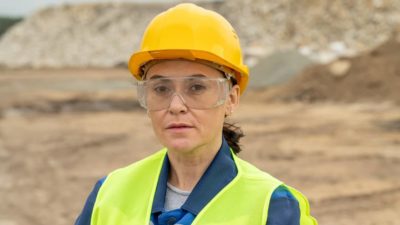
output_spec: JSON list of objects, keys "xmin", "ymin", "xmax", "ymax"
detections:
[{"xmin": 166, "ymin": 123, "xmax": 194, "ymax": 130}]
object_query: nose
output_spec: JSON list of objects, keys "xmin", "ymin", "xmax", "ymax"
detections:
[{"xmin": 168, "ymin": 93, "xmax": 188, "ymax": 114}]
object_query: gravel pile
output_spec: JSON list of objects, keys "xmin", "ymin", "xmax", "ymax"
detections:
[
  {"xmin": 221, "ymin": 0, "xmax": 400, "ymax": 62},
  {"xmin": 0, "ymin": 3, "xmax": 171, "ymax": 68},
  {"xmin": 0, "ymin": 0, "xmax": 399, "ymax": 68}
]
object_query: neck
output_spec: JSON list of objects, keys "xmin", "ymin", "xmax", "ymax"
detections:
[{"xmin": 167, "ymin": 137, "xmax": 222, "ymax": 191}]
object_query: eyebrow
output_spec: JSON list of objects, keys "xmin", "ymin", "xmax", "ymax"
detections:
[{"xmin": 148, "ymin": 74, "xmax": 208, "ymax": 80}]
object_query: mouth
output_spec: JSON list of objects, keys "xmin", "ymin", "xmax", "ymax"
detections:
[{"xmin": 166, "ymin": 123, "xmax": 194, "ymax": 130}]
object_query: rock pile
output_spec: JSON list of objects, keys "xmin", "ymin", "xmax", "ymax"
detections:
[
  {"xmin": 0, "ymin": 3, "xmax": 172, "ymax": 68},
  {"xmin": 0, "ymin": 0, "xmax": 399, "ymax": 68},
  {"xmin": 220, "ymin": 0, "xmax": 400, "ymax": 62},
  {"xmin": 259, "ymin": 38, "xmax": 400, "ymax": 104}
]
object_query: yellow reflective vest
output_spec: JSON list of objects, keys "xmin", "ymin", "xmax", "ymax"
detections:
[{"xmin": 91, "ymin": 148, "xmax": 318, "ymax": 225}]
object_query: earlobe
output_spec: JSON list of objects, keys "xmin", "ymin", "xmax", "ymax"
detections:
[{"xmin": 225, "ymin": 106, "xmax": 233, "ymax": 117}]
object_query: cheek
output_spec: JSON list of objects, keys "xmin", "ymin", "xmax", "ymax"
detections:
[
  {"xmin": 148, "ymin": 112, "xmax": 165, "ymax": 135},
  {"xmin": 194, "ymin": 109, "xmax": 226, "ymax": 133}
]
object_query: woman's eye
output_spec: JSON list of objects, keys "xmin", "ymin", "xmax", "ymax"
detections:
[
  {"xmin": 153, "ymin": 85, "xmax": 170, "ymax": 94},
  {"xmin": 190, "ymin": 84, "xmax": 207, "ymax": 92}
]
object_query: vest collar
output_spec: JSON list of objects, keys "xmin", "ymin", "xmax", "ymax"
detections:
[{"xmin": 151, "ymin": 137, "xmax": 238, "ymax": 215}]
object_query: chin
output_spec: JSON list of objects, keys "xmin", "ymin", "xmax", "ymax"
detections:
[{"xmin": 163, "ymin": 138, "xmax": 198, "ymax": 153}]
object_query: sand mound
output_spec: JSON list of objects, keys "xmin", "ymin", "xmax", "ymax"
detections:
[{"xmin": 259, "ymin": 38, "xmax": 400, "ymax": 104}]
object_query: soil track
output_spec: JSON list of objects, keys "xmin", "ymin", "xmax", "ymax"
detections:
[{"xmin": 0, "ymin": 69, "xmax": 399, "ymax": 225}]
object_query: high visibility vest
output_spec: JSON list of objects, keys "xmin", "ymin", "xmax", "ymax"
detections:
[{"xmin": 91, "ymin": 148, "xmax": 318, "ymax": 225}]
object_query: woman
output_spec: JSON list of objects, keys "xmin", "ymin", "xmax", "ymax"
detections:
[{"xmin": 75, "ymin": 3, "xmax": 317, "ymax": 225}]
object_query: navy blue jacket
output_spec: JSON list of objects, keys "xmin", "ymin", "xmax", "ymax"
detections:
[{"xmin": 75, "ymin": 138, "xmax": 300, "ymax": 225}]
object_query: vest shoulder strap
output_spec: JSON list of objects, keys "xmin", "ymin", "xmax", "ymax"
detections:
[
  {"xmin": 192, "ymin": 153, "xmax": 282, "ymax": 225},
  {"xmin": 91, "ymin": 149, "xmax": 167, "ymax": 225},
  {"xmin": 193, "ymin": 153, "xmax": 318, "ymax": 225}
]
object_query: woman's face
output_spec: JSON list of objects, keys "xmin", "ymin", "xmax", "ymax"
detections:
[{"xmin": 145, "ymin": 60, "xmax": 240, "ymax": 155}]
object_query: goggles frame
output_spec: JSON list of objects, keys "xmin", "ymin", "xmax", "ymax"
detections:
[{"xmin": 135, "ymin": 76, "xmax": 231, "ymax": 111}]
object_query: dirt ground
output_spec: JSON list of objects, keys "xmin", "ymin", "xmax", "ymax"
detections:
[{"xmin": 0, "ymin": 69, "xmax": 399, "ymax": 225}]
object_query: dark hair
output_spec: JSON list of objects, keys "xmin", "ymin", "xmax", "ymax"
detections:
[{"xmin": 223, "ymin": 122, "xmax": 244, "ymax": 154}]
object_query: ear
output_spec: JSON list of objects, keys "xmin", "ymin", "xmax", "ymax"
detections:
[{"xmin": 225, "ymin": 84, "xmax": 240, "ymax": 116}]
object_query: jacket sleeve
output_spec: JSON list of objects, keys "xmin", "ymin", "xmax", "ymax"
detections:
[
  {"xmin": 266, "ymin": 185, "xmax": 300, "ymax": 225},
  {"xmin": 74, "ymin": 177, "xmax": 106, "ymax": 225}
]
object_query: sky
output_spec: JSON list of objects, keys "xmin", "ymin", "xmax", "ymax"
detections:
[{"xmin": 0, "ymin": 0, "xmax": 174, "ymax": 17}]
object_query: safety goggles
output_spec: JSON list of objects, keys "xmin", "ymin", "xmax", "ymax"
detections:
[{"xmin": 136, "ymin": 76, "xmax": 230, "ymax": 111}]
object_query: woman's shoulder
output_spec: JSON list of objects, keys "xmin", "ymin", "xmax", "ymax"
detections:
[
  {"xmin": 74, "ymin": 176, "xmax": 107, "ymax": 225},
  {"xmin": 267, "ymin": 185, "xmax": 300, "ymax": 225},
  {"xmin": 271, "ymin": 185, "xmax": 297, "ymax": 201}
]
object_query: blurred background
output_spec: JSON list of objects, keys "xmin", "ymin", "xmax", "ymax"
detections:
[{"xmin": 0, "ymin": 0, "xmax": 399, "ymax": 225}]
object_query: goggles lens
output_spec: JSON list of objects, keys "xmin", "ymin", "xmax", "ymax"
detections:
[{"xmin": 136, "ymin": 76, "xmax": 229, "ymax": 111}]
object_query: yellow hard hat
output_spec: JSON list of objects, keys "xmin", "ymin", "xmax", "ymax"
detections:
[{"xmin": 128, "ymin": 3, "xmax": 249, "ymax": 94}]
